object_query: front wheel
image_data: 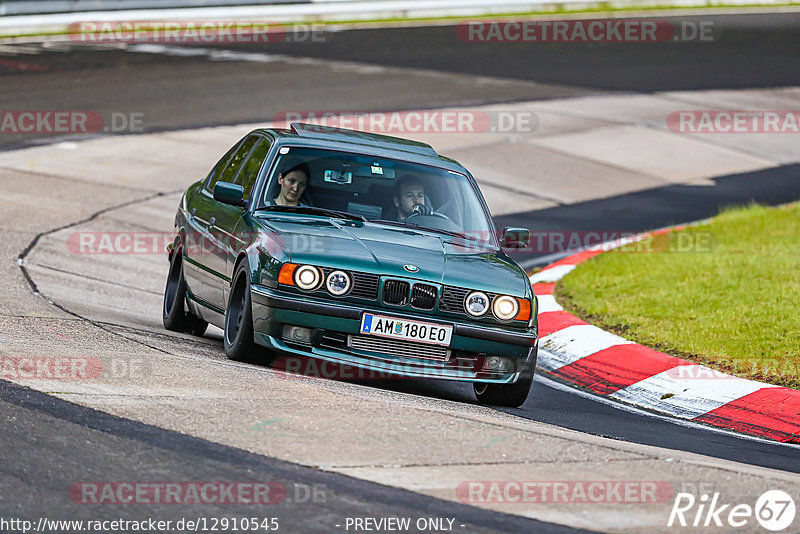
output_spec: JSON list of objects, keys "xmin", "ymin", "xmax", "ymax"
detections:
[
  {"xmin": 474, "ymin": 374, "xmax": 533, "ymax": 408},
  {"xmin": 224, "ymin": 262, "xmax": 258, "ymax": 363}
]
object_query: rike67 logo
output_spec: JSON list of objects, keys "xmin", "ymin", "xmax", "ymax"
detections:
[{"xmin": 669, "ymin": 490, "xmax": 796, "ymax": 531}]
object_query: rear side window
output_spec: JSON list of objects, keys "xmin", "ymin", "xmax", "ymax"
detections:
[
  {"xmin": 218, "ymin": 136, "xmax": 259, "ymax": 185},
  {"xmin": 205, "ymin": 140, "xmax": 243, "ymax": 192},
  {"xmin": 234, "ymin": 138, "xmax": 271, "ymax": 200}
]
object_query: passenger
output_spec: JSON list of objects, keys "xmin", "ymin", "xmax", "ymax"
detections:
[
  {"xmin": 274, "ymin": 163, "xmax": 310, "ymax": 206},
  {"xmin": 393, "ymin": 175, "xmax": 431, "ymax": 221}
]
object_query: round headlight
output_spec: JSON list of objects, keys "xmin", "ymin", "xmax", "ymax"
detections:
[
  {"xmin": 493, "ymin": 295, "xmax": 519, "ymax": 321},
  {"xmin": 294, "ymin": 265, "xmax": 321, "ymax": 290},
  {"xmin": 464, "ymin": 291, "xmax": 489, "ymax": 317},
  {"xmin": 326, "ymin": 270, "xmax": 351, "ymax": 296}
]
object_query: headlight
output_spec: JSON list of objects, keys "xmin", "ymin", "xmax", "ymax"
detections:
[
  {"xmin": 464, "ymin": 291, "xmax": 490, "ymax": 317},
  {"xmin": 492, "ymin": 295, "xmax": 519, "ymax": 321},
  {"xmin": 294, "ymin": 265, "xmax": 322, "ymax": 290},
  {"xmin": 326, "ymin": 270, "xmax": 351, "ymax": 296}
]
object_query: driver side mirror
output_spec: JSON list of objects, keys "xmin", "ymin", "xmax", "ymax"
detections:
[
  {"xmin": 213, "ymin": 182, "xmax": 246, "ymax": 208},
  {"xmin": 501, "ymin": 227, "xmax": 531, "ymax": 249}
]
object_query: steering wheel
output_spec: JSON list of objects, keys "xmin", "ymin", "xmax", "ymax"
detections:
[{"xmin": 406, "ymin": 203, "xmax": 455, "ymax": 224}]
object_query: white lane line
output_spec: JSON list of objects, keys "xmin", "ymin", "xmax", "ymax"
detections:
[
  {"xmin": 0, "ymin": 44, "xmax": 42, "ymax": 55},
  {"xmin": 536, "ymin": 294, "xmax": 563, "ymax": 313},
  {"xmin": 125, "ymin": 43, "xmax": 396, "ymax": 76},
  {"xmin": 529, "ymin": 264, "xmax": 575, "ymax": 284},
  {"xmin": 539, "ymin": 325, "xmax": 634, "ymax": 371},
  {"xmin": 610, "ymin": 365, "xmax": 777, "ymax": 420},
  {"xmin": 534, "ymin": 372, "xmax": 800, "ymax": 450}
]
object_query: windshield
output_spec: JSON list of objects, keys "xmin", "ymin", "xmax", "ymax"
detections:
[{"xmin": 259, "ymin": 146, "xmax": 496, "ymax": 245}]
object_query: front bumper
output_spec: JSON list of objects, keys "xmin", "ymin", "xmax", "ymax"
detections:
[{"xmin": 250, "ymin": 285, "xmax": 538, "ymax": 383}]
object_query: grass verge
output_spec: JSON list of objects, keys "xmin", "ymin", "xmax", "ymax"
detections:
[{"xmin": 557, "ymin": 202, "xmax": 800, "ymax": 389}]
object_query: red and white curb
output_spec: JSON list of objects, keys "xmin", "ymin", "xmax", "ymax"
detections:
[{"xmin": 531, "ymin": 229, "xmax": 800, "ymax": 444}]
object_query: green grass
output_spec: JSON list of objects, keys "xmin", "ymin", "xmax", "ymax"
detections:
[{"xmin": 557, "ymin": 202, "xmax": 800, "ymax": 389}]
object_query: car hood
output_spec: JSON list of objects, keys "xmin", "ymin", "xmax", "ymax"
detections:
[{"xmin": 255, "ymin": 214, "xmax": 530, "ymax": 296}]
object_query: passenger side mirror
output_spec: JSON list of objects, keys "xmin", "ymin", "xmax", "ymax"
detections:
[
  {"xmin": 501, "ymin": 227, "xmax": 531, "ymax": 249},
  {"xmin": 213, "ymin": 182, "xmax": 246, "ymax": 208}
]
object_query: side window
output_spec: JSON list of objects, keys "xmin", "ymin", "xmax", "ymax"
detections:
[
  {"xmin": 233, "ymin": 138, "xmax": 271, "ymax": 200},
  {"xmin": 217, "ymin": 136, "xmax": 259, "ymax": 185},
  {"xmin": 205, "ymin": 140, "xmax": 245, "ymax": 192}
]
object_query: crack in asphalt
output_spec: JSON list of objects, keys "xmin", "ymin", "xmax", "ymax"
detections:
[
  {"xmin": 0, "ymin": 165, "xmax": 160, "ymax": 192},
  {"xmin": 26, "ymin": 262, "xmax": 164, "ymax": 296},
  {"xmin": 324, "ymin": 457, "xmax": 656, "ymax": 470},
  {"xmin": 16, "ymin": 187, "xmax": 185, "ymax": 360}
]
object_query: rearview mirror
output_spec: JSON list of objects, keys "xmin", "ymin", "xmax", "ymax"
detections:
[
  {"xmin": 213, "ymin": 182, "xmax": 246, "ymax": 207},
  {"xmin": 501, "ymin": 227, "xmax": 531, "ymax": 249}
]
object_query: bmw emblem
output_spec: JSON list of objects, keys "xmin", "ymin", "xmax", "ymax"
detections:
[{"xmin": 404, "ymin": 264, "xmax": 420, "ymax": 273}]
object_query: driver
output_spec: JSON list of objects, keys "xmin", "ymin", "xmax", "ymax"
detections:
[
  {"xmin": 274, "ymin": 163, "xmax": 310, "ymax": 206},
  {"xmin": 393, "ymin": 175, "xmax": 432, "ymax": 221}
]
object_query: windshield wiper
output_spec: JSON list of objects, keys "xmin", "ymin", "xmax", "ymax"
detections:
[
  {"xmin": 257, "ymin": 205, "xmax": 366, "ymax": 222},
  {"xmin": 371, "ymin": 219, "xmax": 478, "ymax": 242}
]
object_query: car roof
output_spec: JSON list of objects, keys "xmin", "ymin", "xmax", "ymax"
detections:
[{"xmin": 252, "ymin": 122, "xmax": 469, "ymax": 174}]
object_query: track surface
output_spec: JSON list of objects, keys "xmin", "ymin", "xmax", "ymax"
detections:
[
  {"xmin": 0, "ymin": 380, "xmax": 579, "ymax": 533},
  {"xmin": 2, "ymin": 11, "xmax": 799, "ymax": 530}
]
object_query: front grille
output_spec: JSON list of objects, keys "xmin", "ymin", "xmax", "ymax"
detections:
[
  {"xmin": 439, "ymin": 286, "xmax": 470, "ymax": 313},
  {"xmin": 351, "ymin": 272, "xmax": 379, "ymax": 300},
  {"xmin": 410, "ymin": 283, "xmax": 437, "ymax": 310},
  {"xmin": 349, "ymin": 335, "xmax": 450, "ymax": 362},
  {"xmin": 382, "ymin": 279, "xmax": 410, "ymax": 306}
]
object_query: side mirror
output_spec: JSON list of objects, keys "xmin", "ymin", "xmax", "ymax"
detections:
[
  {"xmin": 501, "ymin": 227, "xmax": 531, "ymax": 249},
  {"xmin": 213, "ymin": 182, "xmax": 246, "ymax": 207}
]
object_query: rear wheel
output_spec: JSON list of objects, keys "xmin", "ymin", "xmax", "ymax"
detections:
[
  {"xmin": 163, "ymin": 244, "xmax": 188, "ymax": 331},
  {"xmin": 473, "ymin": 374, "xmax": 533, "ymax": 408},
  {"xmin": 224, "ymin": 262, "xmax": 258, "ymax": 363},
  {"xmin": 162, "ymin": 242, "xmax": 208, "ymax": 336}
]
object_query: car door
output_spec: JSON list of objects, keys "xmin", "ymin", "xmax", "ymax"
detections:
[
  {"xmin": 197, "ymin": 135, "xmax": 260, "ymax": 310},
  {"xmin": 183, "ymin": 135, "xmax": 256, "ymax": 310},
  {"xmin": 211, "ymin": 136, "xmax": 273, "ymax": 308}
]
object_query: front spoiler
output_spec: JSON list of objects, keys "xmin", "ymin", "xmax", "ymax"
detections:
[{"xmin": 250, "ymin": 285, "xmax": 538, "ymax": 384}]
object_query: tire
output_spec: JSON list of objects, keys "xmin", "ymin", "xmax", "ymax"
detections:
[
  {"xmin": 185, "ymin": 313, "xmax": 209, "ymax": 337},
  {"xmin": 163, "ymin": 244, "xmax": 188, "ymax": 332},
  {"xmin": 162, "ymin": 242, "xmax": 209, "ymax": 336},
  {"xmin": 224, "ymin": 262, "xmax": 258, "ymax": 363},
  {"xmin": 473, "ymin": 374, "xmax": 533, "ymax": 408}
]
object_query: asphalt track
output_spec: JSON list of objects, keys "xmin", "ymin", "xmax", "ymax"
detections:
[
  {"xmin": 1, "ymin": 11, "xmax": 800, "ymax": 530},
  {"xmin": 0, "ymin": 380, "xmax": 580, "ymax": 533}
]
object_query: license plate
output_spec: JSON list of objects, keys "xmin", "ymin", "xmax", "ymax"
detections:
[{"xmin": 359, "ymin": 313, "xmax": 453, "ymax": 347}]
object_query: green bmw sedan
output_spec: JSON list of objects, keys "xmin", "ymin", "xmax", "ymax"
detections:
[{"xmin": 163, "ymin": 123, "xmax": 538, "ymax": 407}]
